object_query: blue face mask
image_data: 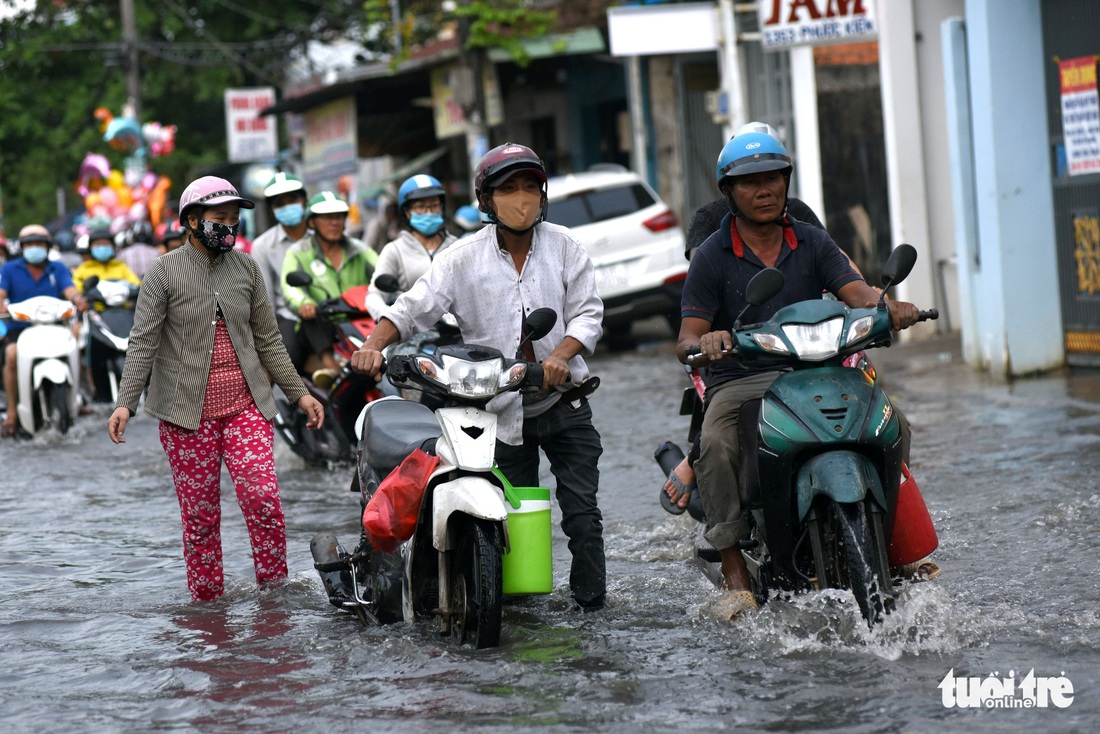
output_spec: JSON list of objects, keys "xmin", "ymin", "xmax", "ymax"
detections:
[
  {"xmin": 274, "ymin": 202, "xmax": 305, "ymax": 227},
  {"xmin": 91, "ymin": 245, "xmax": 115, "ymax": 263},
  {"xmin": 22, "ymin": 246, "xmax": 48, "ymax": 265},
  {"xmin": 409, "ymin": 212, "xmax": 444, "ymax": 236}
]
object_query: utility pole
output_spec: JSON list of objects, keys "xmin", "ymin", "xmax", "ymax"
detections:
[
  {"xmin": 456, "ymin": 2, "xmax": 489, "ymax": 186},
  {"xmin": 120, "ymin": 0, "xmax": 141, "ymax": 120}
]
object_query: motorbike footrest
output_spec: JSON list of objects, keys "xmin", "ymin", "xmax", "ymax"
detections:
[
  {"xmin": 314, "ymin": 559, "xmax": 350, "ymax": 573},
  {"xmin": 694, "ymin": 543, "xmax": 721, "ymax": 564}
]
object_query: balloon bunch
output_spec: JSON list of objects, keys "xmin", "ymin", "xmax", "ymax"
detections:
[{"xmin": 75, "ymin": 108, "xmax": 176, "ymax": 233}]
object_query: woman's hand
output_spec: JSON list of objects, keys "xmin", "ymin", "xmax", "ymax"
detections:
[
  {"xmin": 108, "ymin": 407, "xmax": 130, "ymax": 444},
  {"xmin": 298, "ymin": 394, "xmax": 325, "ymax": 430}
]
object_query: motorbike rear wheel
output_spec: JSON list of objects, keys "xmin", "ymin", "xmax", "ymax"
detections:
[
  {"xmin": 449, "ymin": 517, "xmax": 503, "ymax": 649},
  {"xmin": 48, "ymin": 383, "xmax": 72, "ymax": 435}
]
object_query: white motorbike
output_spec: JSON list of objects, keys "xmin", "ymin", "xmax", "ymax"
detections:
[
  {"xmin": 7, "ymin": 296, "xmax": 81, "ymax": 436},
  {"xmin": 310, "ymin": 308, "xmax": 560, "ymax": 648}
]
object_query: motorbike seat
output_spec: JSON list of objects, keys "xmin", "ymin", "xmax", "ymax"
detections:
[
  {"xmin": 360, "ymin": 398, "xmax": 441, "ymax": 475},
  {"xmin": 738, "ymin": 398, "xmax": 763, "ymax": 509}
]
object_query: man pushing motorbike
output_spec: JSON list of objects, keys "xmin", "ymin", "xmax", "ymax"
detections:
[
  {"xmin": 676, "ymin": 130, "xmax": 921, "ymax": 621},
  {"xmin": 350, "ymin": 143, "xmax": 608, "ymax": 612}
]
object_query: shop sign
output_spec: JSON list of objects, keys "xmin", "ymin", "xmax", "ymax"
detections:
[
  {"xmin": 302, "ymin": 97, "xmax": 358, "ymax": 183},
  {"xmin": 1059, "ymin": 56, "xmax": 1100, "ymax": 177},
  {"xmin": 759, "ymin": 0, "xmax": 877, "ymax": 49},
  {"xmin": 224, "ymin": 87, "xmax": 278, "ymax": 163}
]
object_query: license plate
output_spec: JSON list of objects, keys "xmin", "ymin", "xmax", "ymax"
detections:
[{"xmin": 595, "ymin": 262, "xmax": 631, "ymax": 295}]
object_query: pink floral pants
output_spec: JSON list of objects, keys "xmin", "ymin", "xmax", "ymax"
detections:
[{"xmin": 159, "ymin": 404, "xmax": 288, "ymax": 601}]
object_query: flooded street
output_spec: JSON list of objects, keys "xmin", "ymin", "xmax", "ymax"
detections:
[{"xmin": 2, "ymin": 329, "xmax": 1099, "ymax": 733}]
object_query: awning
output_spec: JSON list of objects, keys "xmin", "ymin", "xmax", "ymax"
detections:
[
  {"xmin": 359, "ymin": 146, "xmax": 448, "ymax": 199},
  {"xmin": 486, "ymin": 27, "xmax": 606, "ymax": 63}
]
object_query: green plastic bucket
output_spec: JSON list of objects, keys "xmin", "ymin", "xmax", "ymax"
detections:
[{"xmin": 501, "ymin": 485, "xmax": 553, "ymax": 595}]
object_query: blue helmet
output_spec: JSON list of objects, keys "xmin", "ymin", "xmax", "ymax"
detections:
[
  {"xmin": 716, "ymin": 131, "xmax": 792, "ymax": 185},
  {"xmin": 397, "ymin": 174, "xmax": 445, "ymax": 209},
  {"xmin": 453, "ymin": 204, "xmax": 485, "ymax": 232}
]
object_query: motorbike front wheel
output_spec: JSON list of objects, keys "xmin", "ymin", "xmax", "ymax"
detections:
[
  {"xmin": 48, "ymin": 383, "xmax": 72, "ymax": 435},
  {"xmin": 810, "ymin": 500, "xmax": 893, "ymax": 627},
  {"xmin": 449, "ymin": 517, "xmax": 503, "ymax": 649}
]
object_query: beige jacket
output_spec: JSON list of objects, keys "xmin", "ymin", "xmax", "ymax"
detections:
[{"xmin": 116, "ymin": 242, "xmax": 307, "ymax": 430}]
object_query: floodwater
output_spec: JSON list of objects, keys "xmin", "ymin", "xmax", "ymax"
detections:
[{"xmin": 2, "ymin": 330, "xmax": 1098, "ymax": 733}]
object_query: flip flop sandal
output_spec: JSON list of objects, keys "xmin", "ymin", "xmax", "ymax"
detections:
[
  {"xmin": 716, "ymin": 589, "xmax": 757, "ymax": 622},
  {"xmin": 659, "ymin": 469, "xmax": 696, "ymax": 516}
]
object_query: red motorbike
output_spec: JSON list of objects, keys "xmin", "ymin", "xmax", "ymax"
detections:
[{"xmin": 275, "ymin": 272, "xmax": 384, "ymax": 465}]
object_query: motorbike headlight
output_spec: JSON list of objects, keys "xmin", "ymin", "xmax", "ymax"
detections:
[
  {"xmin": 752, "ymin": 332, "xmax": 790, "ymax": 355},
  {"xmin": 781, "ymin": 317, "xmax": 843, "ymax": 360},
  {"xmin": 846, "ymin": 316, "xmax": 874, "ymax": 345},
  {"xmin": 414, "ymin": 355, "xmax": 519, "ymax": 398}
]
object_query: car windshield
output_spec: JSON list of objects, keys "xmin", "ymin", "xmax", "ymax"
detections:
[{"xmin": 546, "ymin": 184, "xmax": 656, "ymax": 228}]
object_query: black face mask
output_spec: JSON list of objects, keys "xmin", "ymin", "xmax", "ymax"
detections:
[{"xmin": 193, "ymin": 219, "xmax": 240, "ymax": 253}]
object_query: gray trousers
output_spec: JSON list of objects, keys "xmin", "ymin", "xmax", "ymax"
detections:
[{"xmin": 696, "ymin": 371, "xmax": 781, "ymax": 550}]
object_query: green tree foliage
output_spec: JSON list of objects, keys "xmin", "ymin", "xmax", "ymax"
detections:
[
  {"xmin": 362, "ymin": 0, "xmax": 556, "ymax": 68},
  {"xmin": 0, "ymin": 0, "xmax": 366, "ymax": 231}
]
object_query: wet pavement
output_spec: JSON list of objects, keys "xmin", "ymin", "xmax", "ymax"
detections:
[{"xmin": 2, "ymin": 326, "xmax": 1099, "ymax": 732}]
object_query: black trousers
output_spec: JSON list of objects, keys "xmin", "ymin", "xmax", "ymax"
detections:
[{"xmin": 494, "ymin": 399, "xmax": 606, "ymax": 607}]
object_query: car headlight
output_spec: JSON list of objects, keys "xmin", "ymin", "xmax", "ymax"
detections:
[
  {"xmin": 413, "ymin": 355, "xmax": 527, "ymax": 398},
  {"xmin": 780, "ymin": 317, "xmax": 843, "ymax": 360},
  {"xmin": 846, "ymin": 315, "xmax": 874, "ymax": 345}
]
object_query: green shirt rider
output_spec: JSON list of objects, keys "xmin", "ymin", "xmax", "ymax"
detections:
[{"xmin": 280, "ymin": 191, "xmax": 378, "ymax": 388}]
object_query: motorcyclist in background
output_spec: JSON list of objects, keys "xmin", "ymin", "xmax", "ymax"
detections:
[
  {"xmin": 160, "ymin": 224, "xmax": 184, "ymax": 253},
  {"xmin": 72, "ymin": 228, "xmax": 141, "ymax": 293},
  {"xmin": 54, "ymin": 230, "xmax": 83, "ymax": 271},
  {"xmin": 452, "ymin": 203, "xmax": 487, "ymax": 238},
  {"xmin": 1, "ymin": 225, "xmax": 87, "ymax": 436},
  {"xmin": 365, "ymin": 175, "xmax": 457, "ymax": 322},
  {"xmin": 251, "ymin": 172, "xmax": 310, "ymax": 372},
  {"xmin": 116, "ymin": 220, "xmax": 160, "ymax": 279},
  {"xmin": 280, "ymin": 191, "xmax": 378, "ymax": 388}
]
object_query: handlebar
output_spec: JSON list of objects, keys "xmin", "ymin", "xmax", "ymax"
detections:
[
  {"xmin": 685, "ymin": 344, "xmax": 731, "ymax": 368},
  {"xmin": 683, "ymin": 305, "xmax": 938, "ymax": 367}
]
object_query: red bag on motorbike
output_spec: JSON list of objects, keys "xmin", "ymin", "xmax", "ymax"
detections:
[
  {"xmin": 362, "ymin": 448, "xmax": 440, "ymax": 553},
  {"xmin": 888, "ymin": 463, "xmax": 939, "ymax": 566}
]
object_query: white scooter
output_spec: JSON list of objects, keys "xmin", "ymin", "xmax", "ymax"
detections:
[
  {"xmin": 310, "ymin": 308, "xmax": 561, "ymax": 648},
  {"xmin": 7, "ymin": 296, "xmax": 81, "ymax": 436}
]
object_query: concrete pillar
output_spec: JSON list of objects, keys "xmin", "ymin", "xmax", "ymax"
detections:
[
  {"xmin": 790, "ymin": 46, "xmax": 826, "ymax": 229},
  {"xmin": 959, "ymin": 0, "xmax": 1063, "ymax": 374},
  {"xmin": 941, "ymin": 17, "xmax": 982, "ymax": 362},
  {"xmin": 878, "ymin": 0, "xmax": 936, "ymax": 338}
]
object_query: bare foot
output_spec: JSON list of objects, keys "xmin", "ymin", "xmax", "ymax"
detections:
[{"xmin": 663, "ymin": 457, "xmax": 696, "ymax": 509}]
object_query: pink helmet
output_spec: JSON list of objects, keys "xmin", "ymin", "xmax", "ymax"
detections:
[{"xmin": 178, "ymin": 176, "xmax": 255, "ymax": 228}]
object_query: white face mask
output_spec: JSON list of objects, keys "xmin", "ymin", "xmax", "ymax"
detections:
[{"xmin": 492, "ymin": 190, "xmax": 542, "ymax": 233}]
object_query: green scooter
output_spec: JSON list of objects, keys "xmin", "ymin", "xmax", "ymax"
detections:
[{"xmin": 667, "ymin": 244, "xmax": 937, "ymax": 626}]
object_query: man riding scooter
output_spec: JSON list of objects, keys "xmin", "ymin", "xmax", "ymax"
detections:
[
  {"xmin": 280, "ymin": 191, "xmax": 377, "ymax": 388},
  {"xmin": 673, "ymin": 131, "xmax": 922, "ymax": 620},
  {"xmin": 0, "ymin": 224, "xmax": 87, "ymax": 436}
]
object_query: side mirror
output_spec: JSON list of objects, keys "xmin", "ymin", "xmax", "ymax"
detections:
[
  {"xmin": 374, "ymin": 273, "xmax": 400, "ymax": 293},
  {"xmin": 516, "ymin": 308, "xmax": 557, "ymax": 359},
  {"xmin": 745, "ymin": 268, "xmax": 784, "ymax": 306},
  {"xmin": 286, "ymin": 270, "xmax": 312, "ymax": 288},
  {"xmin": 522, "ymin": 308, "xmax": 557, "ymax": 343},
  {"xmin": 83, "ymin": 275, "xmax": 100, "ymax": 293},
  {"xmin": 881, "ymin": 244, "xmax": 917, "ymax": 289}
]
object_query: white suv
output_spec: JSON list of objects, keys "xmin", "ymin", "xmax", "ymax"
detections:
[{"xmin": 544, "ymin": 166, "xmax": 687, "ymax": 339}]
